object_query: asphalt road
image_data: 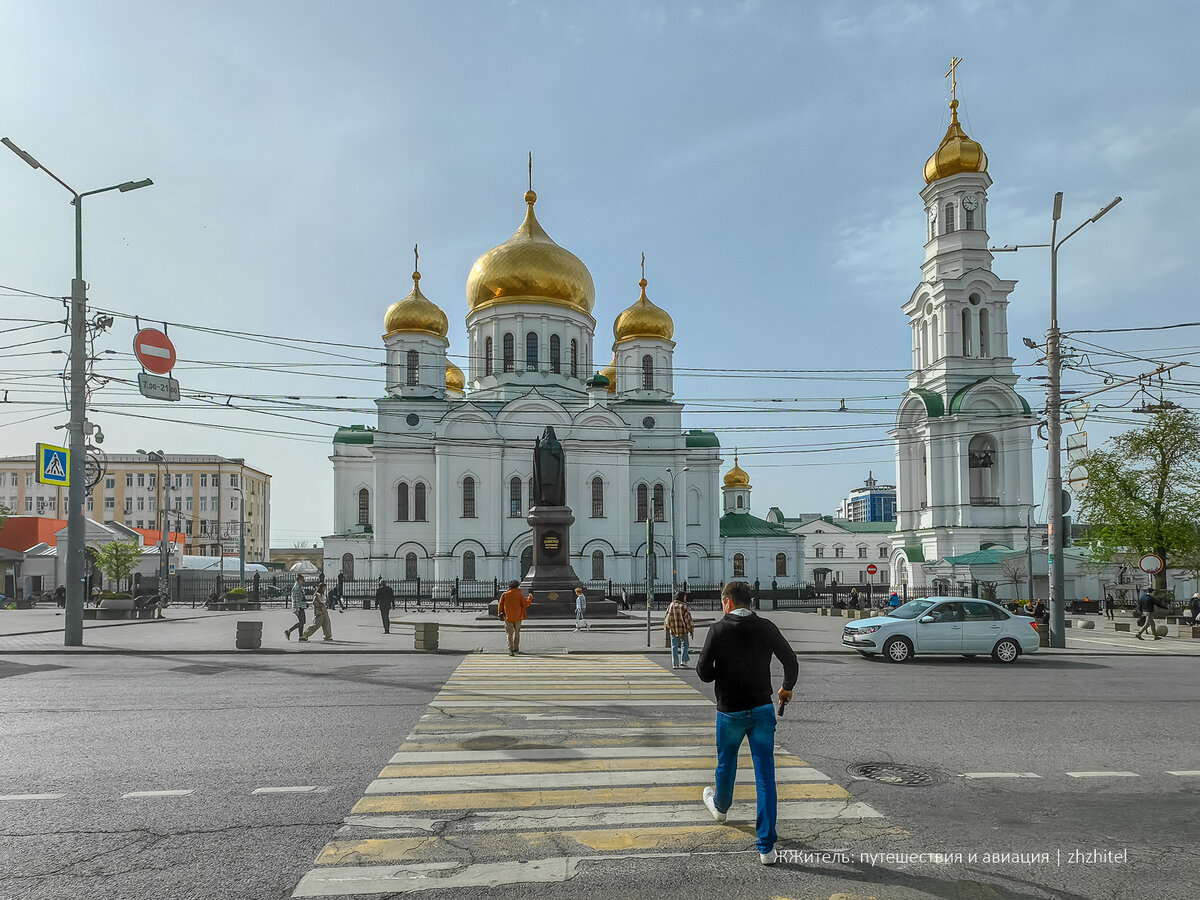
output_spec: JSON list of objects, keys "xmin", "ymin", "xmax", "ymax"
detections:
[{"xmin": 0, "ymin": 651, "xmax": 1195, "ymax": 900}]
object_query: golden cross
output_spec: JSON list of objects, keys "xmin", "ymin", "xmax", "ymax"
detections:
[
  {"xmin": 413, "ymin": 243, "xmax": 419, "ymax": 272},
  {"xmin": 528, "ymin": 151, "xmax": 533, "ymax": 191},
  {"xmin": 945, "ymin": 56, "xmax": 962, "ymax": 102},
  {"xmin": 641, "ymin": 251, "xmax": 646, "ymax": 280}
]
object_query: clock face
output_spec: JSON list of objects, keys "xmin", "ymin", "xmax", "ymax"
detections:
[
  {"xmin": 927, "ymin": 206, "xmax": 938, "ymax": 221},
  {"xmin": 962, "ymin": 194, "xmax": 980, "ymax": 211}
]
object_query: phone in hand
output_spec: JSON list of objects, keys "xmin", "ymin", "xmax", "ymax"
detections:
[{"xmin": 777, "ymin": 695, "xmax": 788, "ymax": 717}]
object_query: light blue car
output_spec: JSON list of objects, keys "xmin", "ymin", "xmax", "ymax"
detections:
[{"xmin": 842, "ymin": 597, "xmax": 1041, "ymax": 663}]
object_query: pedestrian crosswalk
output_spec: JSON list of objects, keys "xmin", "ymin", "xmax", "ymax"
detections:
[{"xmin": 292, "ymin": 654, "xmax": 886, "ymax": 897}]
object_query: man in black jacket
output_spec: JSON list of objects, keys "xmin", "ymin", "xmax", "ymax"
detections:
[
  {"xmin": 375, "ymin": 576, "xmax": 394, "ymax": 634},
  {"xmin": 696, "ymin": 580, "xmax": 799, "ymax": 866}
]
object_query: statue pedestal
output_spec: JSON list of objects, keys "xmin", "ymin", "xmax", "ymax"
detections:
[{"xmin": 519, "ymin": 505, "xmax": 619, "ymax": 618}]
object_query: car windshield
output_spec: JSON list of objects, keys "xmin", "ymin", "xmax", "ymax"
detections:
[{"xmin": 886, "ymin": 599, "xmax": 938, "ymax": 620}]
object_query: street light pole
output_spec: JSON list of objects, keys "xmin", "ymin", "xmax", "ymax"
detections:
[
  {"xmin": 3, "ymin": 137, "xmax": 152, "ymax": 646},
  {"xmin": 666, "ymin": 465, "xmax": 689, "ymax": 596},
  {"xmin": 139, "ymin": 450, "xmax": 171, "ymax": 604}
]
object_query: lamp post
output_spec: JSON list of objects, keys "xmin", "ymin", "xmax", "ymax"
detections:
[
  {"xmin": 666, "ymin": 465, "xmax": 690, "ymax": 595},
  {"xmin": 138, "ymin": 450, "xmax": 171, "ymax": 605},
  {"xmin": 4, "ymin": 137, "xmax": 152, "ymax": 647},
  {"xmin": 993, "ymin": 191, "xmax": 1121, "ymax": 648}
]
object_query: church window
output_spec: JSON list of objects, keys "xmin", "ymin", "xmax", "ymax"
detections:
[
  {"xmin": 858, "ymin": 546, "xmax": 868, "ymax": 558},
  {"xmin": 591, "ymin": 477, "xmax": 604, "ymax": 518},
  {"xmin": 570, "ymin": 340, "xmax": 578, "ymax": 378},
  {"xmin": 525, "ymin": 332, "xmax": 539, "ymax": 370},
  {"xmin": 503, "ymin": 334, "xmax": 514, "ymax": 373},
  {"xmin": 463, "ymin": 550, "xmax": 476, "ymax": 581},
  {"xmin": 776, "ymin": 553, "xmax": 787, "ymax": 576},
  {"xmin": 931, "ymin": 314, "xmax": 939, "ymax": 361},
  {"xmin": 641, "ymin": 355, "xmax": 654, "ymax": 390},
  {"xmin": 509, "ymin": 476, "xmax": 523, "ymax": 518},
  {"xmin": 733, "ymin": 553, "xmax": 745, "ymax": 578},
  {"xmin": 406, "ymin": 350, "xmax": 419, "ymax": 386},
  {"xmin": 736, "ymin": 495, "xmax": 744, "ymax": 509},
  {"xmin": 405, "ymin": 552, "xmax": 417, "ymax": 580},
  {"xmin": 944, "ymin": 202, "xmax": 955, "ymax": 233},
  {"xmin": 414, "ymin": 482, "xmax": 427, "ymax": 521},
  {"xmin": 484, "ymin": 337, "xmax": 493, "ymax": 376},
  {"xmin": 968, "ymin": 435, "xmax": 998, "ymax": 506},
  {"xmin": 686, "ymin": 487, "xmax": 700, "ymax": 525},
  {"xmin": 834, "ymin": 546, "xmax": 845, "ymax": 558},
  {"xmin": 341, "ymin": 553, "xmax": 354, "ymax": 579},
  {"xmin": 462, "ymin": 477, "xmax": 476, "ymax": 518},
  {"xmin": 920, "ymin": 321, "xmax": 929, "ymax": 368},
  {"xmin": 653, "ymin": 484, "xmax": 665, "ymax": 522},
  {"xmin": 962, "ymin": 308, "xmax": 973, "ymax": 357},
  {"xmin": 979, "ymin": 308, "xmax": 990, "ymax": 358},
  {"xmin": 591, "ymin": 550, "xmax": 604, "ymax": 580},
  {"xmin": 965, "ymin": 207, "xmax": 975, "ymax": 230},
  {"xmin": 880, "ymin": 546, "xmax": 889, "ymax": 558},
  {"xmin": 397, "ymin": 483, "xmax": 409, "ymax": 521},
  {"xmin": 815, "ymin": 546, "xmax": 825, "ymax": 558},
  {"xmin": 357, "ymin": 488, "xmax": 370, "ymax": 526},
  {"xmin": 636, "ymin": 484, "xmax": 648, "ymax": 521},
  {"xmin": 550, "ymin": 335, "xmax": 561, "ymax": 374}
]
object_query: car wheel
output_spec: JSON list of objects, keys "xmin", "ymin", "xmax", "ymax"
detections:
[
  {"xmin": 883, "ymin": 636, "xmax": 913, "ymax": 663},
  {"xmin": 991, "ymin": 638, "xmax": 1020, "ymax": 663}
]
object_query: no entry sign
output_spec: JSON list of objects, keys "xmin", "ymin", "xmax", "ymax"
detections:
[
  {"xmin": 134, "ymin": 328, "xmax": 177, "ymax": 375},
  {"xmin": 866, "ymin": 564, "xmax": 878, "ymax": 575}
]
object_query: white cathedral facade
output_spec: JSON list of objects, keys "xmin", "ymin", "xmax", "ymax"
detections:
[{"xmin": 324, "ymin": 189, "xmax": 805, "ymax": 588}]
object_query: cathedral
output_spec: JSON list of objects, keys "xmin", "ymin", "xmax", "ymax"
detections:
[{"xmin": 325, "ymin": 188, "xmax": 805, "ymax": 588}]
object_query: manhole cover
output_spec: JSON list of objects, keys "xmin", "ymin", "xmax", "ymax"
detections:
[{"xmin": 847, "ymin": 763, "xmax": 944, "ymax": 786}]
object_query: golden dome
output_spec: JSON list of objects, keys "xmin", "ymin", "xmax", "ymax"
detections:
[
  {"xmin": 466, "ymin": 190, "xmax": 596, "ymax": 315},
  {"xmin": 599, "ymin": 356, "xmax": 617, "ymax": 395},
  {"xmin": 384, "ymin": 272, "xmax": 449, "ymax": 339},
  {"xmin": 445, "ymin": 359, "xmax": 465, "ymax": 393},
  {"xmin": 723, "ymin": 454, "xmax": 751, "ymax": 488},
  {"xmin": 614, "ymin": 277, "xmax": 674, "ymax": 343},
  {"xmin": 924, "ymin": 99, "xmax": 988, "ymax": 184}
]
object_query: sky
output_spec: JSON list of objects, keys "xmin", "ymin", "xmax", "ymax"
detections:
[{"xmin": 2, "ymin": 0, "xmax": 1199, "ymax": 548}]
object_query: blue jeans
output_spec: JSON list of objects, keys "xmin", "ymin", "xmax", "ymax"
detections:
[
  {"xmin": 670, "ymin": 634, "xmax": 690, "ymax": 666},
  {"xmin": 713, "ymin": 703, "xmax": 777, "ymax": 853}
]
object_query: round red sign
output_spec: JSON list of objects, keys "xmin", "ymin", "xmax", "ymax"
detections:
[
  {"xmin": 866, "ymin": 564, "xmax": 878, "ymax": 575},
  {"xmin": 134, "ymin": 328, "xmax": 177, "ymax": 375}
]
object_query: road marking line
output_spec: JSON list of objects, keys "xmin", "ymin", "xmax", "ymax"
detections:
[
  {"xmin": 1065, "ymin": 771, "xmax": 1140, "ymax": 778},
  {"xmin": 0, "ymin": 793, "xmax": 66, "ymax": 801},
  {"xmin": 398, "ymin": 737, "xmax": 717, "ymax": 751},
  {"xmin": 430, "ymin": 699, "xmax": 712, "ymax": 707},
  {"xmin": 253, "ymin": 786, "xmax": 320, "ymax": 794},
  {"xmin": 122, "ymin": 789, "xmax": 195, "ymax": 798},
  {"xmin": 388, "ymin": 747, "xmax": 728, "ymax": 763},
  {"xmin": 293, "ymin": 859, "xmax": 579, "ymax": 896},
  {"xmin": 367, "ymin": 766, "xmax": 831, "ymax": 794},
  {"xmin": 378, "ymin": 755, "xmax": 810, "ymax": 777},
  {"xmin": 961, "ymin": 772, "xmax": 1042, "ymax": 779},
  {"xmin": 1166, "ymin": 771, "xmax": 1200, "ymax": 776}
]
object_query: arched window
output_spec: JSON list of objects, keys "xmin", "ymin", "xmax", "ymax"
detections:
[
  {"xmin": 944, "ymin": 202, "xmax": 955, "ymax": 233},
  {"xmin": 549, "ymin": 335, "xmax": 561, "ymax": 374},
  {"xmin": 979, "ymin": 308, "xmax": 990, "ymax": 358},
  {"xmin": 687, "ymin": 487, "xmax": 700, "ymax": 525},
  {"xmin": 969, "ymin": 434, "xmax": 998, "ymax": 506},
  {"xmin": 405, "ymin": 552, "xmax": 417, "ymax": 580},
  {"xmin": 570, "ymin": 339, "xmax": 578, "ymax": 378},
  {"xmin": 931, "ymin": 314, "xmax": 939, "ymax": 361},
  {"xmin": 736, "ymin": 495, "xmax": 744, "ymax": 508},
  {"xmin": 462, "ymin": 477, "xmax": 476, "ymax": 518},
  {"xmin": 920, "ymin": 320, "xmax": 929, "ymax": 367},
  {"xmin": 591, "ymin": 477, "xmax": 604, "ymax": 518},
  {"xmin": 357, "ymin": 488, "xmax": 370, "ymax": 525},
  {"xmin": 641, "ymin": 355, "xmax": 654, "ymax": 390},
  {"xmin": 414, "ymin": 482, "xmax": 427, "ymax": 521},
  {"xmin": 406, "ymin": 350, "xmax": 419, "ymax": 386},
  {"xmin": 484, "ymin": 337, "xmax": 494, "ymax": 376},
  {"xmin": 733, "ymin": 553, "xmax": 745, "ymax": 578},
  {"xmin": 341, "ymin": 553, "xmax": 354, "ymax": 579},
  {"xmin": 525, "ymin": 332, "xmax": 538, "ymax": 370},
  {"xmin": 509, "ymin": 476, "xmax": 523, "ymax": 518},
  {"xmin": 591, "ymin": 550, "xmax": 604, "ymax": 580},
  {"xmin": 636, "ymin": 483, "xmax": 648, "ymax": 521},
  {"xmin": 652, "ymin": 484, "xmax": 665, "ymax": 522},
  {"xmin": 463, "ymin": 550, "xmax": 476, "ymax": 581},
  {"xmin": 965, "ymin": 207, "xmax": 975, "ymax": 230},
  {"xmin": 776, "ymin": 553, "xmax": 787, "ymax": 576},
  {"xmin": 396, "ymin": 482, "xmax": 409, "ymax": 521},
  {"xmin": 962, "ymin": 308, "xmax": 973, "ymax": 357},
  {"xmin": 502, "ymin": 333, "xmax": 514, "ymax": 373}
]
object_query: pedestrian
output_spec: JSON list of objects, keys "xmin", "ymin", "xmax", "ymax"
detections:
[
  {"xmin": 849, "ymin": 587, "xmax": 859, "ymax": 611},
  {"xmin": 375, "ymin": 576, "xmax": 394, "ymax": 634},
  {"xmin": 620, "ymin": 586, "xmax": 630, "ymax": 611},
  {"xmin": 573, "ymin": 586, "xmax": 590, "ymax": 631},
  {"xmin": 1105, "ymin": 593, "xmax": 1116, "ymax": 620},
  {"xmin": 1032, "ymin": 598, "xmax": 1047, "ymax": 621},
  {"xmin": 663, "ymin": 591, "xmax": 694, "ymax": 669},
  {"xmin": 1135, "ymin": 590, "xmax": 1161, "ymax": 641},
  {"xmin": 284, "ymin": 574, "xmax": 309, "ymax": 642},
  {"xmin": 497, "ymin": 579, "xmax": 532, "ymax": 655},
  {"xmin": 54, "ymin": 585, "xmax": 66, "ymax": 608},
  {"xmin": 1189, "ymin": 592, "xmax": 1200, "ymax": 625},
  {"xmin": 450, "ymin": 582, "xmax": 459, "ymax": 607},
  {"xmin": 303, "ymin": 582, "xmax": 333, "ymax": 641},
  {"xmin": 888, "ymin": 591, "xmax": 900, "ymax": 609},
  {"xmin": 327, "ymin": 580, "xmax": 344, "ymax": 613},
  {"xmin": 697, "ymin": 580, "xmax": 798, "ymax": 867}
]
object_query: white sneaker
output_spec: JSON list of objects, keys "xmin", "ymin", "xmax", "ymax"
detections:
[
  {"xmin": 702, "ymin": 786, "xmax": 726, "ymax": 823},
  {"xmin": 759, "ymin": 848, "xmax": 778, "ymax": 865},
  {"xmin": 672, "ymin": 663, "xmax": 679, "ymax": 669},
  {"xmin": 678, "ymin": 662, "xmax": 689, "ymax": 668}
]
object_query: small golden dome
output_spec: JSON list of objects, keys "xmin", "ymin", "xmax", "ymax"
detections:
[
  {"xmin": 466, "ymin": 190, "xmax": 596, "ymax": 315},
  {"xmin": 924, "ymin": 99, "xmax": 988, "ymax": 184},
  {"xmin": 614, "ymin": 277, "xmax": 674, "ymax": 343},
  {"xmin": 723, "ymin": 454, "xmax": 751, "ymax": 488},
  {"xmin": 445, "ymin": 359, "xmax": 465, "ymax": 393},
  {"xmin": 599, "ymin": 356, "xmax": 617, "ymax": 395},
  {"xmin": 384, "ymin": 272, "xmax": 449, "ymax": 339}
]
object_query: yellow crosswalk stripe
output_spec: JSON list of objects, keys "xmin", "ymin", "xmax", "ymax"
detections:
[{"xmin": 378, "ymin": 754, "xmax": 811, "ymax": 777}]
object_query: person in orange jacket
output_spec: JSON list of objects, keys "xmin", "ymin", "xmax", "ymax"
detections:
[{"xmin": 497, "ymin": 580, "xmax": 533, "ymax": 656}]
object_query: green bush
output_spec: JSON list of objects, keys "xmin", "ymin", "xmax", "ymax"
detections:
[{"xmin": 225, "ymin": 587, "xmax": 248, "ymax": 599}]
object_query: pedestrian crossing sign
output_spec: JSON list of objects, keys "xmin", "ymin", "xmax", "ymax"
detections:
[{"xmin": 36, "ymin": 443, "xmax": 70, "ymax": 487}]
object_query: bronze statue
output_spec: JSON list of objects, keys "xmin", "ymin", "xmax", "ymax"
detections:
[{"xmin": 532, "ymin": 426, "xmax": 566, "ymax": 507}]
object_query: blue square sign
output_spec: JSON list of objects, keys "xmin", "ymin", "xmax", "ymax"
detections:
[{"xmin": 36, "ymin": 443, "xmax": 69, "ymax": 487}]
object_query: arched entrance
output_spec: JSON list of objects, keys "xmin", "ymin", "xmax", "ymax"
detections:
[{"xmin": 520, "ymin": 546, "xmax": 533, "ymax": 579}]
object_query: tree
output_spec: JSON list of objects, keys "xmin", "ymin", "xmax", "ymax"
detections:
[
  {"xmin": 92, "ymin": 540, "xmax": 142, "ymax": 592},
  {"xmin": 1076, "ymin": 408, "xmax": 1200, "ymax": 592},
  {"xmin": 998, "ymin": 556, "xmax": 1027, "ymax": 600},
  {"xmin": 0, "ymin": 503, "xmax": 9, "ymax": 528}
]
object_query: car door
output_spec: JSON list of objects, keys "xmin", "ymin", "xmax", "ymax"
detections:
[
  {"xmin": 914, "ymin": 601, "xmax": 964, "ymax": 653},
  {"xmin": 961, "ymin": 601, "xmax": 1005, "ymax": 652}
]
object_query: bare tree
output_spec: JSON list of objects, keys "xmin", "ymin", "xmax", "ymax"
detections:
[{"xmin": 998, "ymin": 557, "xmax": 1026, "ymax": 601}]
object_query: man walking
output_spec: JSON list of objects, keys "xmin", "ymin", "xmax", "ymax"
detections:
[
  {"xmin": 1135, "ymin": 590, "xmax": 1161, "ymax": 641},
  {"xmin": 284, "ymin": 574, "xmax": 308, "ymax": 642},
  {"xmin": 1189, "ymin": 592, "xmax": 1199, "ymax": 625},
  {"xmin": 375, "ymin": 576, "xmax": 394, "ymax": 634},
  {"xmin": 663, "ymin": 592, "xmax": 694, "ymax": 669},
  {"xmin": 497, "ymin": 580, "xmax": 532, "ymax": 655},
  {"xmin": 697, "ymin": 580, "xmax": 798, "ymax": 866}
]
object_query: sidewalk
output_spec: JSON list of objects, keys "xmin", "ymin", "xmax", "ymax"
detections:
[{"xmin": 2, "ymin": 605, "xmax": 1197, "ymax": 657}]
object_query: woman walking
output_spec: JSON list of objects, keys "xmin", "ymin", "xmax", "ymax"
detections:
[
  {"xmin": 574, "ymin": 586, "xmax": 589, "ymax": 631},
  {"xmin": 303, "ymin": 582, "xmax": 333, "ymax": 641}
]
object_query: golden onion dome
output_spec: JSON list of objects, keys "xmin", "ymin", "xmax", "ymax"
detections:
[
  {"xmin": 924, "ymin": 99, "xmax": 988, "ymax": 184},
  {"xmin": 445, "ymin": 359, "xmax": 465, "ymax": 393},
  {"xmin": 384, "ymin": 271, "xmax": 449, "ymax": 339},
  {"xmin": 599, "ymin": 356, "xmax": 617, "ymax": 395},
  {"xmin": 466, "ymin": 190, "xmax": 596, "ymax": 315},
  {"xmin": 614, "ymin": 277, "xmax": 674, "ymax": 343},
  {"xmin": 723, "ymin": 454, "xmax": 751, "ymax": 488}
]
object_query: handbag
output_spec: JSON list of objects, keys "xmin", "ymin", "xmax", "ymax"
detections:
[{"xmin": 1137, "ymin": 615, "xmax": 1147, "ymax": 627}]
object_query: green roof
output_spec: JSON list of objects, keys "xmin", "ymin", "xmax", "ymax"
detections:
[
  {"xmin": 587, "ymin": 374, "xmax": 609, "ymax": 387},
  {"xmin": 948, "ymin": 377, "xmax": 1034, "ymax": 416},
  {"xmin": 910, "ymin": 388, "xmax": 944, "ymax": 418},
  {"xmin": 943, "ymin": 548, "xmax": 1022, "ymax": 566},
  {"xmin": 685, "ymin": 430, "xmax": 720, "ymax": 448},
  {"xmin": 720, "ymin": 513, "xmax": 794, "ymax": 538},
  {"xmin": 900, "ymin": 546, "xmax": 925, "ymax": 563},
  {"xmin": 333, "ymin": 425, "xmax": 375, "ymax": 445}
]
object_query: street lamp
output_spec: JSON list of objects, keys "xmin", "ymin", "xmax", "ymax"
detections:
[
  {"xmin": 666, "ymin": 465, "xmax": 690, "ymax": 595},
  {"xmin": 138, "ymin": 450, "xmax": 171, "ymax": 605},
  {"xmin": 4, "ymin": 137, "xmax": 152, "ymax": 647},
  {"xmin": 993, "ymin": 191, "xmax": 1122, "ymax": 648}
]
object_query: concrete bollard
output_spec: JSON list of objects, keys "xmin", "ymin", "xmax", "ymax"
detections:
[
  {"xmin": 1113, "ymin": 622, "xmax": 1131, "ymax": 632},
  {"xmin": 1155, "ymin": 624, "xmax": 1169, "ymax": 638},
  {"xmin": 1078, "ymin": 620, "xmax": 1095, "ymax": 629},
  {"xmin": 235, "ymin": 620, "xmax": 263, "ymax": 650},
  {"xmin": 414, "ymin": 622, "xmax": 439, "ymax": 651},
  {"xmin": 1175, "ymin": 625, "xmax": 1199, "ymax": 639},
  {"xmin": 830, "ymin": 608, "xmax": 843, "ymax": 617}
]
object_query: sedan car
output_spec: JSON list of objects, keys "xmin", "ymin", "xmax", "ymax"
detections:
[{"xmin": 841, "ymin": 597, "xmax": 1040, "ymax": 663}]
